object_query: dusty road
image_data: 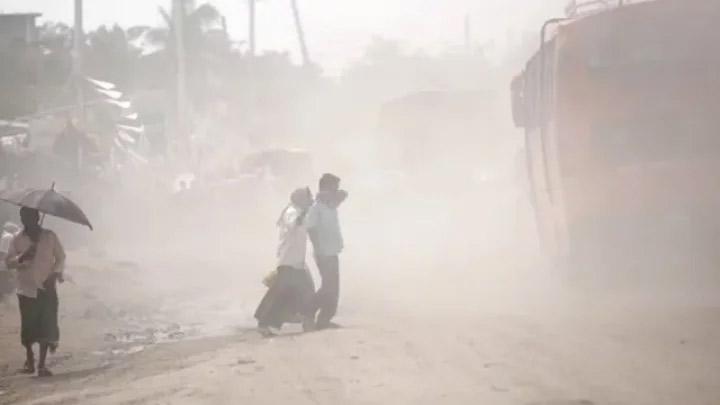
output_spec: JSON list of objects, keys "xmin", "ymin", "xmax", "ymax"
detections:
[
  {"xmin": 1, "ymin": 246, "xmax": 719, "ymax": 405},
  {"xmin": 1, "ymin": 191, "xmax": 719, "ymax": 405}
]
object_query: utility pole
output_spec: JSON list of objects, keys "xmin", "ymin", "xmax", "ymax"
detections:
[
  {"xmin": 290, "ymin": 0, "xmax": 310, "ymax": 66},
  {"xmin": 173, "ymin": 0, "xmax": 188, "ymax": 152},
  {"xmin": 464, "ymin": 13, "xmax": 471, "ymax": 53},
  {"xmin": 73, "ymin": 0, "xmax": 85, "ymax": 169},
  {"xmin": 248, "ymin": 0, "xmax": 256, "ymax": 56},
  {"xmin": 73, "ymin": 0, "xmax": 84, "ymax": 119},
  {"xmin": 221, "ymin": 16, "xmax": 228, "ymax": 37}
]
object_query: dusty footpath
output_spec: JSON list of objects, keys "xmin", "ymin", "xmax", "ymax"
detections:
[{"xmin": 0, "ymin": 244, "xmax": 718, "ymax": 405}]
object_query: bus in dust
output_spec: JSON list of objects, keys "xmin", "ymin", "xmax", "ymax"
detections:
[{"xmin": 512, "ymin": 0, "xmax": 720, "ymax": 277}]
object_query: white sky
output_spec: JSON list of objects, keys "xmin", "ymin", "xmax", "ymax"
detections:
[{"xmin": 1, "ymin": 0, "xmax": 566, "ymax": 74}]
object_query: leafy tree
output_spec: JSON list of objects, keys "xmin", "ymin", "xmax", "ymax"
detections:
[
  {"xmin": 85, "ymin": 25, "xmax": 138, "ymax": 88},
  {"xmin": 36, "ymin": 22, "xmax": 73, "ymax": 87}
]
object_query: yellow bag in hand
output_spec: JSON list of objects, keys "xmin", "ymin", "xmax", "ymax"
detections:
[{"xmin": 262, "ymin": 269, "xmax": 278, "ymax": 288}]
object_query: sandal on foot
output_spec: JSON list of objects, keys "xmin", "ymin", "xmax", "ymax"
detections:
[
  {"xmin": 37, "ymin": 368, "xmax": 53, "ymax": 377},
  {"xmin": 316, "ymin": 321, "xmax": 342, "ymax": 330},
  {"xmin": 19, "ymin": 360, "xmax": 35, "ymax": 374},
  {"xmin": 258, "ymin": 327, "xmax": 275, "ymax": 338}
]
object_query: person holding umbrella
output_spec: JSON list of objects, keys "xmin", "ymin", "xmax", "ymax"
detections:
[
  {"xmin": 1, "ymin": 185, "xmax": 92, "ymax": 377},
  {"xmin": 5, "ymin": 207, "xmax": 65, "ymax": 377}
]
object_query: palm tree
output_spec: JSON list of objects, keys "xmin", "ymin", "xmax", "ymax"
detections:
[
  {"xmin": 135, "ymin": 1, "xmax": 229, "ymax": 110},
  {"xmin": 149, "ymin": 1, "xmax": 225, "ymax": 52}
]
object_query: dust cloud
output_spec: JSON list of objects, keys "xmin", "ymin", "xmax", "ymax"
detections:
[{"xmin": 2, "ymin": 1, "xmax": 719, "ymax": 404}]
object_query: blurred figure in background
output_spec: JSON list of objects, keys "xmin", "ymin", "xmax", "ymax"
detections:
[
  {"xmin": 306, "ymin": 173, "xmax": 348, "ymax": 330},
  {"xmin": 0, "ymin": 222, "xmax": 20, "ymax": 299},
  {"xmin": 53, "ymin": 116, "xmax": 83, "ymax": 169},
  {"xmin": 5, "ymin": 208, "xmax": 66, "ymax": 377},
  {"xmin": 255, "ymin": 187, "xmax": 316, "ymax": 336}
]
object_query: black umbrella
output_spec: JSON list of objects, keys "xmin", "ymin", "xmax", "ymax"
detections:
[{"xmin": 0, "ymin": 184, "xmax": 93, "ymax": 230}]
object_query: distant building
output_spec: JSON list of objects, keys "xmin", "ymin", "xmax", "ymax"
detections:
[
  {"xmin": 0, "ymin": 13, "xmax": 41, "ymax": 49},
  {"xmin": 0, "ymin": 13, "xmax": 42, "ymax": 120}
]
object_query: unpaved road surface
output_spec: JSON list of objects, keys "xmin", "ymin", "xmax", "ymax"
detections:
[
  {"xmin": 1, "ymin": 191, "xmax": 719, "ymax": 405},
  {"xmin": 1, "ymin": 248, "xmax": 718, "ymax": 405}
]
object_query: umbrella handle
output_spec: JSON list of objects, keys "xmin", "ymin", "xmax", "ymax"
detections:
[{"xmin": 40, "ymin": 182, "xmax": 56, "ymax": 226}]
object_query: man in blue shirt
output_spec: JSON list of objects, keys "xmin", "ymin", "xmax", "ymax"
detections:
[{"xmin": 306, "ymin": 173, "xmax": 347, "ymax": 330}]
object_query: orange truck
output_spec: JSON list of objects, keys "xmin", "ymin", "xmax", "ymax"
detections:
[{"xmin": 512, "ymin": 0, "xmax": 720, "ymax": 271}]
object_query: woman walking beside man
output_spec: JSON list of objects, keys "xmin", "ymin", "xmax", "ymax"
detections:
[{"xmin": 255, "ymin": 188, "xmax": 316, "ymax": 336}]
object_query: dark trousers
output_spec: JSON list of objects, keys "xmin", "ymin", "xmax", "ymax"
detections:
[{"xmin": 313, "ymin": 255, "xmax": 339, "ymax": 326}]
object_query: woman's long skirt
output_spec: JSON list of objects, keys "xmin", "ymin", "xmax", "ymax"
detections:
[{"xmin": 255, "ymin": 266, "xmax": 314, "ymax": 329}]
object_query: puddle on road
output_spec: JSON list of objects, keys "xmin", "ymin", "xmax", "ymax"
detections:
[
  {"xmin": 93, "ymin": 296, "xmax": 258, "ymax": 359},
  {"xmin": 110, "ymin": 345, "xmax": 146, "ymax": 356},
  {"xmin": 96, "ymin": 322, "xmax": 192, "ymax": 358},
  {"xmin": 104, "ymin": 323, "xmax": 187, "ymax": 344}
]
